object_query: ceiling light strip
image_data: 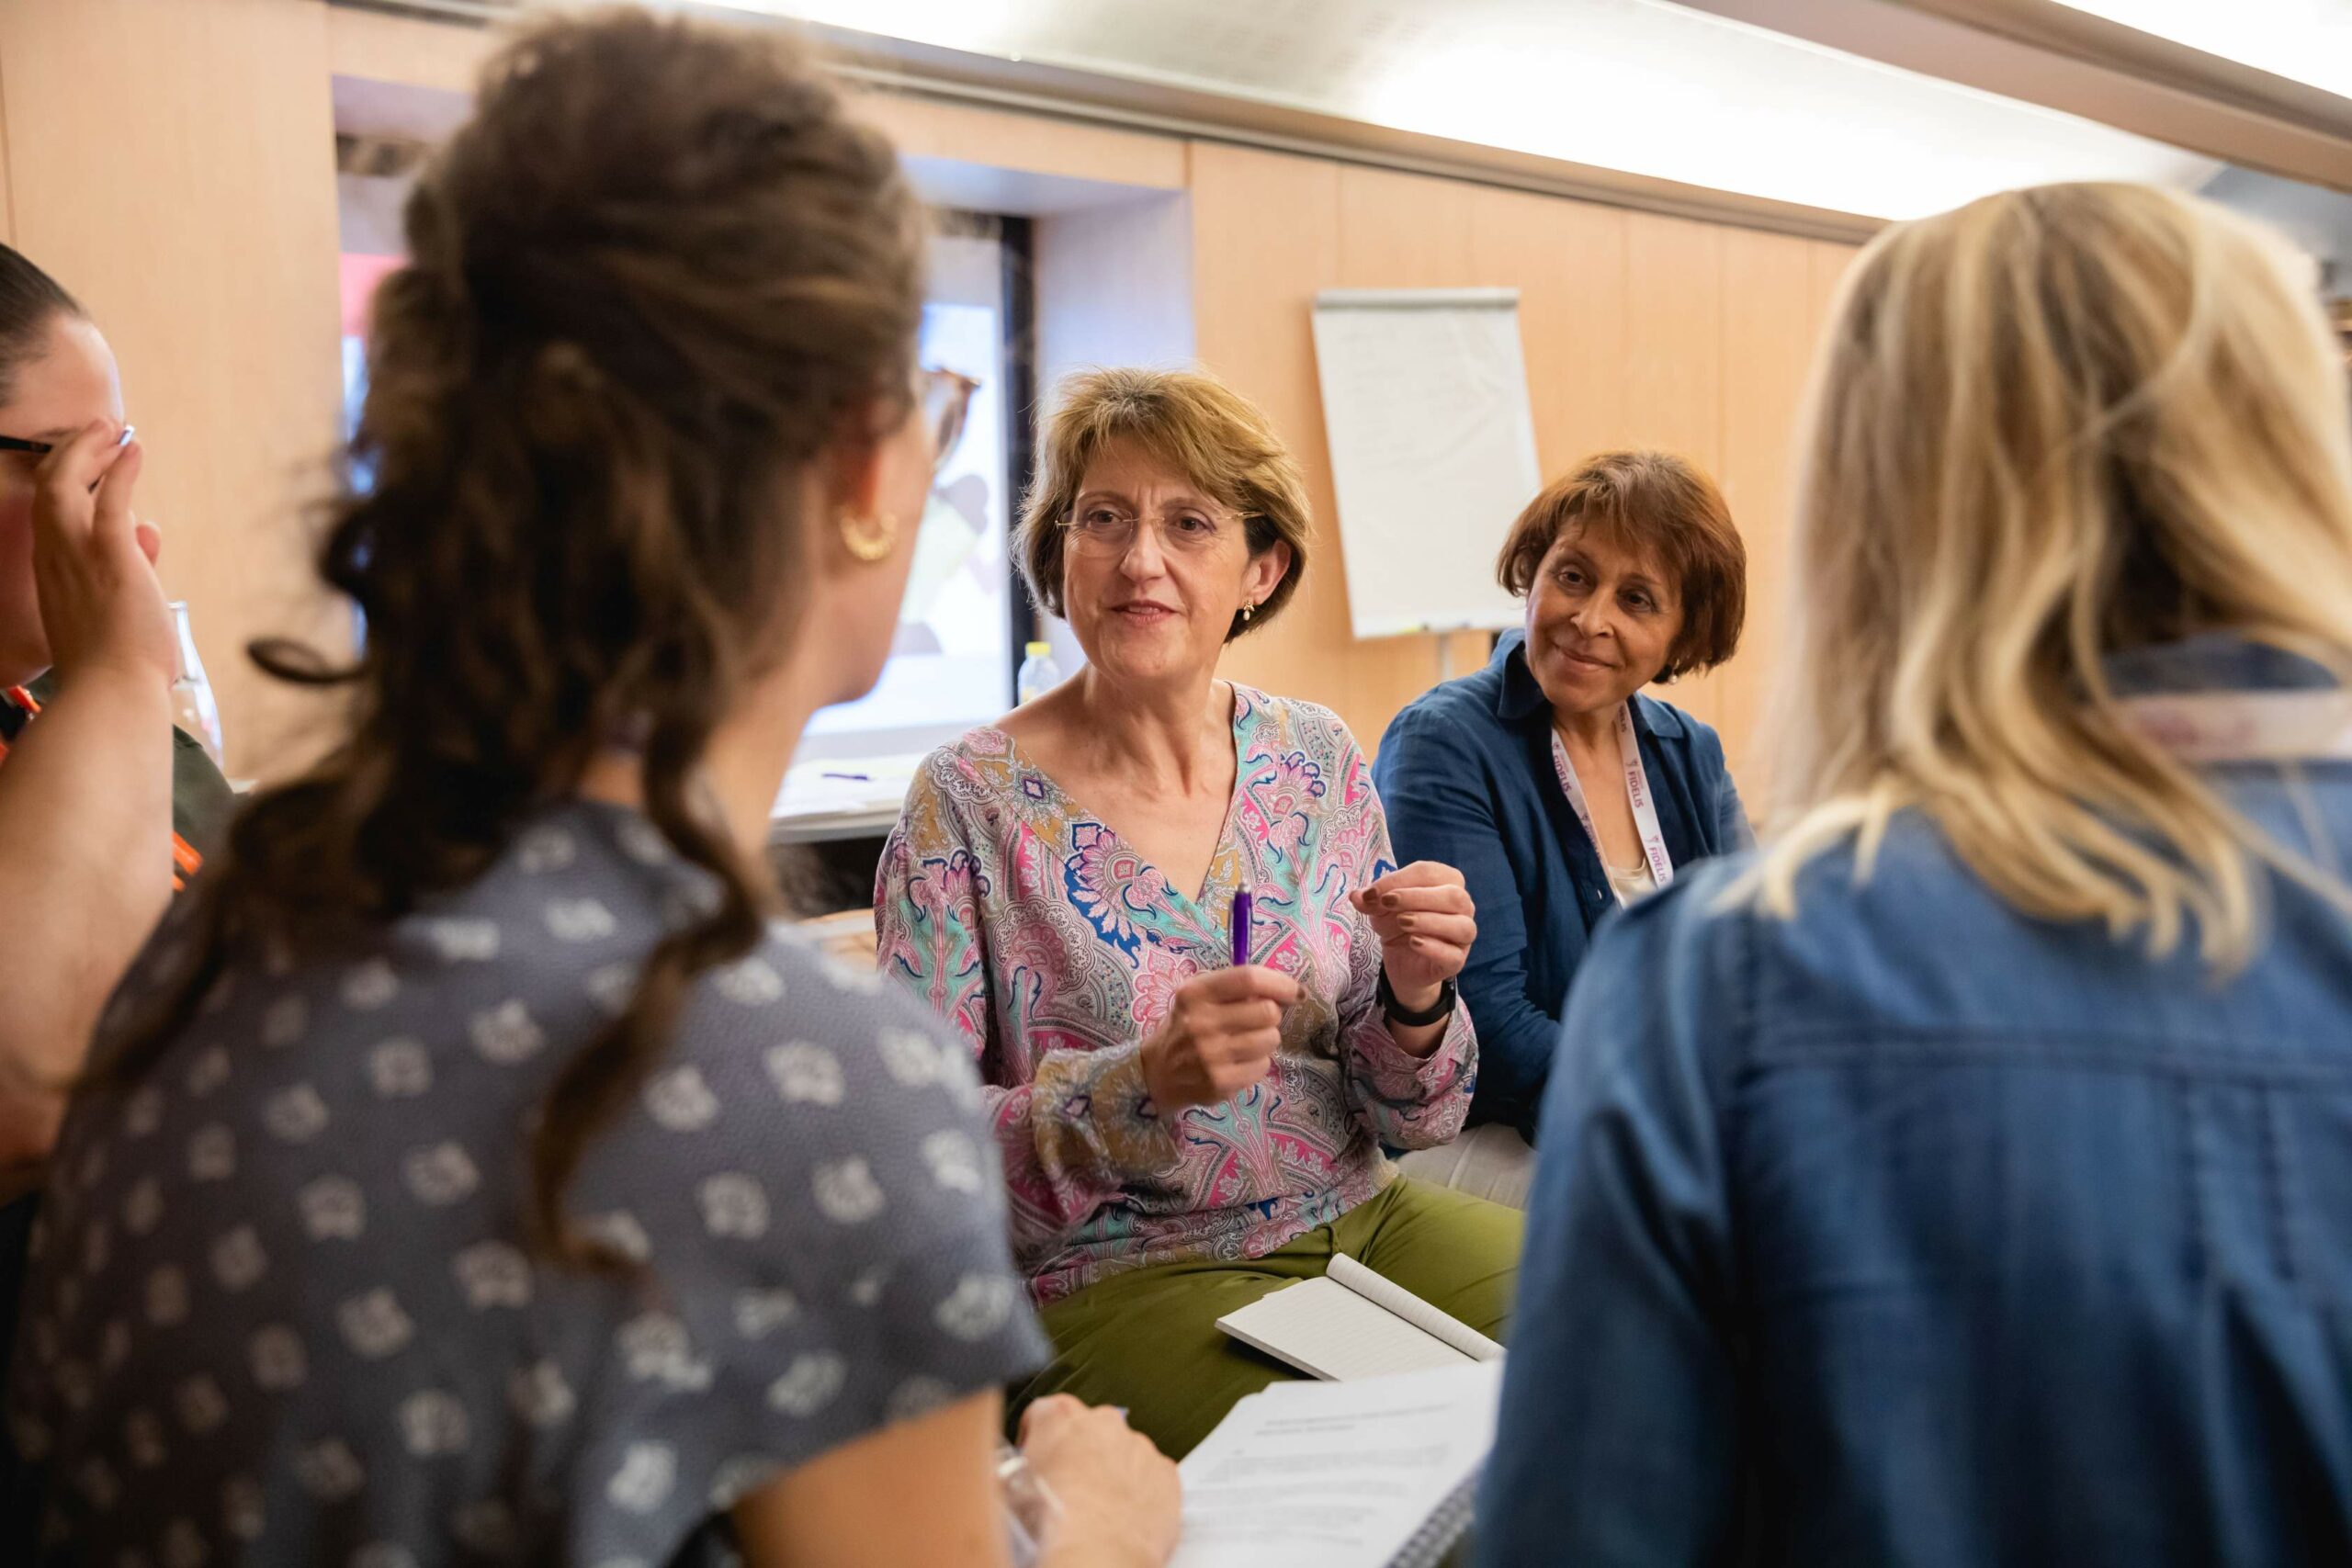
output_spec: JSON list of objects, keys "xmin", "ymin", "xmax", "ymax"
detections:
[{"xmin": 327, "ymin": 0, "xmax": 1882, "ymax": 243}]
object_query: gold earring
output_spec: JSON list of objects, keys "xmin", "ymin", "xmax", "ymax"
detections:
[
  {"xmin": 1241, "ymin": 600, "xmax": 1256, "ymax": 623},
  {"xmin": 839, "ymin": 510, "xmax": 898, "ymax": 563}
]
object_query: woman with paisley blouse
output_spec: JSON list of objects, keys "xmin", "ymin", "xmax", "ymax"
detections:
[{"xmin": 878, "ymin": 368, "xmax": 1521, "ymax": 1457}]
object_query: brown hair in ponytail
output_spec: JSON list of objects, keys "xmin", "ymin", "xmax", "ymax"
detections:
[{"xmin": 94, "ymin": 6, "xmax": 925, "ymax": 1268}]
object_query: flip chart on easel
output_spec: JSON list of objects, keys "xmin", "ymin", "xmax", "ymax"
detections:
[{"xmin": 1310, "ymin": 288, "xmax": 1544, "ymax": 641}]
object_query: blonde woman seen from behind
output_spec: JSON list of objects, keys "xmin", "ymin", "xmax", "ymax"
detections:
[{"xmin": 1482, "ymin": 183, "xmax": 2352, "ymax": 1565}]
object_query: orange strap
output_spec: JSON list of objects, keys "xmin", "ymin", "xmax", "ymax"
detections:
[
  {"xmin": 0, "ymin": 683, "xmax": 35, "ymax": 764},
  {"xmin": 1, "ymin": 682, "xmax": 204, "ymax": 888}
]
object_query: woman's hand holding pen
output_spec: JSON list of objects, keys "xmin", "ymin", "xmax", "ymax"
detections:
[{"xmin": 1138, "ymin": 965, "xmax": 1300, "ymax": 1113}]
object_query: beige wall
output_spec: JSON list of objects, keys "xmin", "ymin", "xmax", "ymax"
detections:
[
  {"xmin": 0, "ymin": 0, "xmax": 1857, "ymax": 791},
  {"xmin": 1187, "ymin": 148, "xmax": 1858, "ymax": 784},
  {"xmin": 0, "ymin": 0, "xmax": 347, "ymax": 780}
]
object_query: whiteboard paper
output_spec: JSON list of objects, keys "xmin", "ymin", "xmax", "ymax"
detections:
[{"xmin": 1310, "ymin": 288, "xmax": 1544, "ymax": 640}]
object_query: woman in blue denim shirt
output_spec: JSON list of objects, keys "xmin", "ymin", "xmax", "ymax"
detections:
[
  {"xmin": 1483, "ymin": 184, "xmax": 2352, "ymax": 1566},
  {"xmin": 1377, "ymin": 453, "xmax": 1749, "ymax": 1193}
]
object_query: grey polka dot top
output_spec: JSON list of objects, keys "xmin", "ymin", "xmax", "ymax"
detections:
[{"xmin": 8, "ymin": 800, "xmax": 1048, "ymax": 1566}]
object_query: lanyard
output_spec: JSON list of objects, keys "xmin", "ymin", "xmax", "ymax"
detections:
[
  {"xmin": 2117, "ymin": 690, "xmax": 2352, "ymax": 762},
  {"xmin": 1550, "ymin": 704, "xmax": 1674, "ymax": 894}
]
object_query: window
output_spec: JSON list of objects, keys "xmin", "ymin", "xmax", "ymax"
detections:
[
  {"xmin": 336, "ymin": 192, "xmax": 1032, "ymax": 765},
  {"xmin": 797, "ymin": 214, "xmax": 1023, "ymax": 761}
]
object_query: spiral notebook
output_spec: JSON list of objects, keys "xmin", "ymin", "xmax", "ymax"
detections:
[
  {"xmin": 1167, "ymin": 1360, "xmax": 1502, "ymax": 1568},
  {"xmin": 1214, "ymin": 1252, "xmax": 1505, "ymax": 1382}
]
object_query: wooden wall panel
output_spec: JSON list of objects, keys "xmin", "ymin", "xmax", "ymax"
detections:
[
  {"xmin": 326, "ymin": 4, "xmax": 489, "ymax": 95},
  {"xmin": 0, "ymin": 0, "xmax": 346, "ymax": 781},
  {"xmin": 1330, "ymin": 165, "xmax": 1487, "ymax": 739},
  {"xmin": 0, "ymin": 46, "xmax": 12, "ymax": 246},
  {"xmin": 1809, "ymin": 237, "xmax": 1861, "ymax": 321},
  {"xmin": 0, "ymin": 0, "xmax": 1852, "ymax": 800},
  {"xmin": 1191, "ymin": 141, "xmax": 1836, "ymax": 777},
  {"xmin": 1621, "ymin": 211, "xmax": 1727, "ymax": 473},
  {"xmin": 1691, "ymin": 228, "xmax": 1824, "ymax": 790},
  {"xmin": 1338, "ymin": 165, "xmax": 1477, "ymax": 282},
  {"xmin": 1182, "ymin": 143, "xmax": 1358, "ymax": 731},
  {"xmin": 1462, "ymin": 186, "xmax": 1632, "ymax": 707},
  {"xmin": 1617, "ymin": 211, "xmax": 1730, "ymax": 733},
  {"xmin": 867, "ymin": 94, "xmax": 1187, "ymax": 190},
  {"xmin": 1469, "ymin": 187, "xmax": 1629, "ymax": 469}
]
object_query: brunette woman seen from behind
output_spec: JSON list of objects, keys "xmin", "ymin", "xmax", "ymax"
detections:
[{"xmin": 7, "ymin": 12, "xmax": 1173, "ymax": 1567}]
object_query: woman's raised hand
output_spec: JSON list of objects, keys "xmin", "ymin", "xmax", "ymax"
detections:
[
  {"xmin": 1350, "ymin": 862, "xmax": 1477, "ymax": 1007},
  {"xmin": 31, "ymin": 422, "xmax": 172, "ymax": 690}
]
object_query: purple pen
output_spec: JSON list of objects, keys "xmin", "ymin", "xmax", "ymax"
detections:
[{"xmin": 1231, "ymin": 884, "xmax": 1253, "ymax": 967}]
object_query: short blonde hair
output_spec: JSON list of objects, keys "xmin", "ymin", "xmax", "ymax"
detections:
[
  {"xmin": 1755, "ymin": 182, "xmax": 2352, "ymax": 966},
  {"xmin": 1017, "ymin": 367, "xmax": 1311, "ymax": 640}
]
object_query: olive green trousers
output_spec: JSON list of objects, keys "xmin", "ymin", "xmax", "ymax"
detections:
[{"xmin": 1013, "ymin": 1177, "xmax": 1524, "ymax": 1459}]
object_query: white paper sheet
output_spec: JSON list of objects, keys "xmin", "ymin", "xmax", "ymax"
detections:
[
  {"xmin": 771, "ymin": 753, "xmax": 924, "ymax": 821},
  {"xmin": 1215, "ymin": 1257, "xmax": 1501, "ymax": 1382},
  {"xmin": 1169, "ymin": 1361, "xmax": 1503, "ymax": 1568},
  {"xmin": 1326, "ymin": 1254, "xmax": 1504, "ymax": 1363},
  {"xmin": 1216, "ymin": 1277, "xmax": 1471, "ymax": 1382}
]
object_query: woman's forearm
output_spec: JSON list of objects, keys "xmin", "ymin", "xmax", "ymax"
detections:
[
  {"xmin": 0, "ymin": 664, "xmax": 175, "ymax": 1168},
  {"xmin": 984, "ymin": 1043, "xmax": 1170, "ymax": 1251},
  {"xmin": 1382, "ymin": 970, "xmax": 1450, "ymax": 1057}
]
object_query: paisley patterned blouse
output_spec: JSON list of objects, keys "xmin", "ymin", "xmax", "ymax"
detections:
[{"xmin": 876, "ymin": 685, "xmax": 1476, "ymax": 1304}]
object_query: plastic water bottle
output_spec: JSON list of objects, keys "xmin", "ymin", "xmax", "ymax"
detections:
[
  {"xmin": 167, "ymin": 600, "xmax": 226, "ymax": 767},
  {"xmin": 1015, "ymin": 640, "xmax": 1063, "ymax": 705}
]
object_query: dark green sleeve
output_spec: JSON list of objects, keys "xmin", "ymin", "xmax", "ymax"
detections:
[{"xmin": 171, "ymin": 727, "xmax": 237, "ymax": 860}]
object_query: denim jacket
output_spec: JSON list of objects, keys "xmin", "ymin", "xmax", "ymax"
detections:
[
  {"xmin": 1481, "ymin": 636, "xmax": 2352, "ymax": 1566},
  {"xmin": 1375, "ymin": 631, "xmax": 1748, "ymax": 1141}
]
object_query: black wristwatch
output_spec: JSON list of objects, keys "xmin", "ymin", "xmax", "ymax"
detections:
[{"xmin": 1377, "ymin": 969, "xmax": 1458, "ymax": 1029}]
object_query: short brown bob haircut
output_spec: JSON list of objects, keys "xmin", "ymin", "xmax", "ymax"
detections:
[
  {"xmin": 1496, "ymin": 449, "xmax": 1747, "ymax": 681},
  {"xmin": 1018, "ymin": 367, "xmax": 1312, "ymax": 641}
]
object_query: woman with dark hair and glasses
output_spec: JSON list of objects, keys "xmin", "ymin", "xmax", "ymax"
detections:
[
  {"xmin": 0, "ymin": 243, "xmax": 233, "ymax": 1546},
  {"xmin": 11, "ymin": 11, "xmax": 1174, "ymax": 1567}
]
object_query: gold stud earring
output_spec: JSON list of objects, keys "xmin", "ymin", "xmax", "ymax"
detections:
[
  {"xmin": 839, "ymin": 510, "xmax": 898, "ymax": 563},
  {"xmin": 1241, "ymin": 600, "xmax": 1257, "ymax": 623}
]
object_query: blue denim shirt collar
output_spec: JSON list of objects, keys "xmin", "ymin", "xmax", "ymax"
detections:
[
  {"xmin": 2099, "ymin": 632, "xmax": 2340, "ymax": 698},
  {"xmin": 1490, "ymin": 628, "xmax": 1685, "ymax": 739}
]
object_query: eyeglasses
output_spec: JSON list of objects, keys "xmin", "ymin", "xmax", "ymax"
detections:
[
  {"xmin": 921, "ymin": 367, "xmax": 978, "ymax": 480},
  {"xmin": 0, "ymin": 425, "xmax": 134, "ymax": 457},
  {"xmin": 1061, "ymin": 504, "xmax": 1237, "ymax": 558}
]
